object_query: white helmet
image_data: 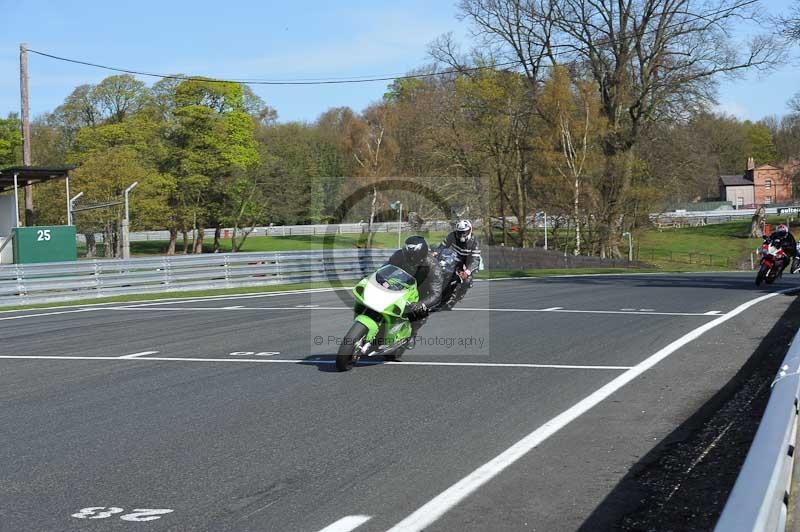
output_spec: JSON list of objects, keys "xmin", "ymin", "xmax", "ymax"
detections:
[{"xmin": 455, "ymin": 220, "xmax": 473, "ymax": 243}]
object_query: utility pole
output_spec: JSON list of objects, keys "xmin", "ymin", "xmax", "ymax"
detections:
[{"xmin": 19, "ymin": 43, "xmax": 33, "ymax": 226}]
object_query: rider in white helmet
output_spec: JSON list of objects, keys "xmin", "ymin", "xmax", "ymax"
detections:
[{"xmin": 438, "ymin": 219, "xmax": 481, "ymax": 309}]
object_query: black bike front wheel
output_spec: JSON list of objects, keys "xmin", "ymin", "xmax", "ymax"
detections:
[
  {"xmin": 755, "ymin": 264, "xmax": 768, "ymax": 286},
  {"xmin": 335, "ymin": 322, "xmax": 369, "ymax": 372}
]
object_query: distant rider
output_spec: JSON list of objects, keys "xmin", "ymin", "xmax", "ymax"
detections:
[
  {"xmin": 438, "ymin": 219, "xmax": 481, "ymax": 309},
  {"xmin": 766, "ymin": 224, "xmax": 799, "ymax": 274},
  {"xmin": 387, "ymin": 236, "xmax": 444, "ymax": 340}
]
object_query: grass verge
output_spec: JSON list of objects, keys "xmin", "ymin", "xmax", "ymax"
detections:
[{"xmin": 635, "ymin": 221, "xmax": 760, "ymax": 271}]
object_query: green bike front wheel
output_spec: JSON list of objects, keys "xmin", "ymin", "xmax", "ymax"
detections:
[{"xmin": 335, "ymin": 322, "xmax": 369, "ymax": 372}]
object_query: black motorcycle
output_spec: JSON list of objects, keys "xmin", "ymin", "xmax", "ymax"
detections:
[{"xmin": 432, "ymin": 245, "xmax": 465, "ymax": 310}]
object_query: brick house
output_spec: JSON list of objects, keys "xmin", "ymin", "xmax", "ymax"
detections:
[{"xmin": 719, "ymin": 157, "xmax": 794, "ymax": 207}]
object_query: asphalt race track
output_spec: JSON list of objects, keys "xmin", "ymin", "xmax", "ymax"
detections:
[{"xmin": 1, "ymin": 272, "xmax": 798, "ymax": 532}]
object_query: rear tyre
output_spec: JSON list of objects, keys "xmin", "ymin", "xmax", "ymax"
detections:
[
  {"xmin": 336, "ymin": 322, "xmax": 369, "ymax": 372},
  {"xmin": 755, "ymin": 265, "xmax": 768, "ymax": 286}
]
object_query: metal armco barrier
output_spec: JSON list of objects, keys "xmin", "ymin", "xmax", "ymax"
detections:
[
  {"xmin": 76, "ymin": 221, "xmax": 454, "ymax": 244},
  {"xmin": 714, "ymin": 331, "xmax": 800, "ymax": 532},
  {"xmin": 0, "ymin": 249, "xmax": 394, "ymax": 307}
]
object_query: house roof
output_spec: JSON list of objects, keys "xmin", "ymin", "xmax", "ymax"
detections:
[{"xmin": 720, "ymin": 174, "xmax": 753, "ymax": 187}]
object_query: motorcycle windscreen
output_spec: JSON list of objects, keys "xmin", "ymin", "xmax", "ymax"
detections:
[
  {"xmin": 374, "ymin": 265, "xmax": 416, "ymax": 291},
  {"xmin": 364, "ymin": 266, "xmax": 416, "ymax": 313}
]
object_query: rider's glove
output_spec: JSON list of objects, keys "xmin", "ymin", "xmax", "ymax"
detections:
[{"xmin": 403, "ymin": 302, "xmax": 428, "ymax": 319}]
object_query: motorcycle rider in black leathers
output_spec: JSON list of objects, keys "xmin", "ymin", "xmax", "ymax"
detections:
[
  {"xmin": 766, "ymin": 224, "xmax": 799, "ymax": 274},
  {"xmin": 387, "ymin": 236, "xmax": 444, "ymax": 341},
  {"xmin": 438, "ymin": 219, "xmax": 481, "ymax": 309}
]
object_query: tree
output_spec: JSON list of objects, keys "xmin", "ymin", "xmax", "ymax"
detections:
[
  {"xmin": 243, "ymin": 86, "xmax": 278, "ymax": 125},
  {"xmin": 255, "ymin": 121, "xmax": 348, "ymax": 223},
  {"xmin": 538, "ymin": 66, "xmax": 605, "ymax": 254},
  {"xmin": 66, "ymin": 112, "xmax": 175, "ymax": 256},
  {"xmin": 71, "ymin": 146, "xmax": 172, "ymax": 257},
  {"xmin": 451, "ymin": 68, "xmax": 535, "ymax": 246},
  {"xmin": 221, "ymin": 167, "xmax": 268, "ymax": 252},
  {"xmin": 49, "ymin": 84, "xmax": 102, "ymax": 151},
  {"xmin": 457, "ymin": 0, "xmax": 784, "ymax": 256},
  {"xmin": 92, "ymin": 75, "xmax": 148, "ymax": 123},
  {"xmin": 329, "ymin": 103, "xmax": 400, "ymax": 246},
  {"xmin": 0, "ymin": 114, "xmax": 22, "ymax": 166},
  {"xmin": 781, "ymin": 0, "xmax": 800, "ymax": 41},
  {"xmin": 168, "ymin": 78, "xmax": 259, "ymax": 253},
  {"xmin": 744, "ymin": 121, "xmax": 778, "ymax": 165}
]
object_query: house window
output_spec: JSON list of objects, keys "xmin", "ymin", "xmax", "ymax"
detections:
[
  {"xmin": 736, "ymin": 196, "xmax": 744, "ymax": 207},
  {"xmin": 765, "ymin": 196, "xmax": 773, "ymax": 205},
  {"xmin": 765, "ymin": 179, "xmax": 772, "ymax": 190}
]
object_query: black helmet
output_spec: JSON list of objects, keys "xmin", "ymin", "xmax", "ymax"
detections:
[{"xmin": 402, "ymin": 236, "xmax": 429, "ymax": 266}]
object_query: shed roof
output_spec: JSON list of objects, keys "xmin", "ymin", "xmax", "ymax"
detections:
[{"xmin": 0, "ymin": 166, "xmax": 75, "ymax": 193}]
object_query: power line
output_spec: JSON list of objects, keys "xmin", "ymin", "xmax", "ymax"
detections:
[
  {"xmin": 27, "ymin": 0, "xmax": 761, "ymax": 86},
  {"xmin": 28, "ymin": 49, "xmax": 525, "ymax": 85}
]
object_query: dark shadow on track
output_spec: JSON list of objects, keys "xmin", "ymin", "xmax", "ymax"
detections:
[
  {"xmin": 300, "ymin": 354, "xmax": 386, "ymax": 372},
  {"xmin": 577, "ymin": 296, "xmax": 800, "ymax": 532}
]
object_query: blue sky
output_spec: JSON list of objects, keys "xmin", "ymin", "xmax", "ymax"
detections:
[{"xmin": 0, "ymin": 0, "xmax": 797, "ymax": 123}]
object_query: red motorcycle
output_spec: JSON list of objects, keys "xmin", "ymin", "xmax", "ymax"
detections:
[{"xmin": 755, "ymin": 239, "xmax": 787, "ymax": 286}]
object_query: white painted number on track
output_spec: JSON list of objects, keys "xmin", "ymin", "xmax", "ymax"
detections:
[
  {"xmin": 229, "ymin": 351, "xmax": 280, "ymax": 356},
  {"xmin": 72, "ymin": 507, "xmax": 173, "ymax": 522},
  {"xmin": 120, "ymin": 509, "xmax": 175, "ymax": 522},
  {"xmin": 71, "ymin": 507, "xmax": 124, "ymax": 519}
]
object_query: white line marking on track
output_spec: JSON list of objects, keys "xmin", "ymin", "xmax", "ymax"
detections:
[
  {"xmin": 316, "ymin": 515, "xmax": 371, "ymax": 532},
  {"xmin": 0, "ymin": 355, "xmax": 631, "ymax": 370},
  {"xmin": 382, "ymin": 361, "xmax": 631, "ymax": 370},
  {"xmin": 704, "ymin": 310, "xmax": 723, "ymax": 315},
  {"xmin": 222, "ymin": 306, "xmax": 244, "ymax": 310},
  {"xmin": 119, "ymin": 287, "xmax": 349, "ymax": 308},
  {"xmin": 0, "ymin": 287, "xmax": 350, "ymax": 316},
  {"xmin": 109, "ymin": 306, "xmax": 350, "ymax": 312},
  {"xmin": 118, "ymin": 351, "xmax": 159, "ymax": 359},
  {"xmin": 384, "ymin": 287, "xmax": 800, "ymax": 532},
  {"xmin": 107, "ymin": 305, "xmax": 716, "ymax": 317},
  {"xmin": 456, "ymin": 307, "xmax": 716, "ymax": 317}
]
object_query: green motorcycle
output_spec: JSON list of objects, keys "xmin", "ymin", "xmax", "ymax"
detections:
[{"xmin": 335, "ymin": 264, "xmax": 420, "ymax": 371}]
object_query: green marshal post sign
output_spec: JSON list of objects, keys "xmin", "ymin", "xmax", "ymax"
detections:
[{"xmin": 13, "ymin": 226, "xmax": 77, "ymax": 264}]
